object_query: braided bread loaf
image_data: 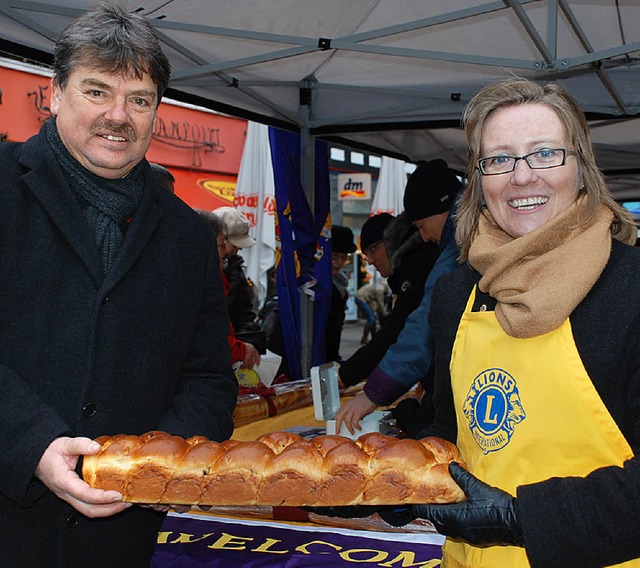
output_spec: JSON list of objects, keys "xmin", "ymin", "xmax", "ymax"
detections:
[{"xmin": 82, "ymin": 430, "xmax": 465, "ymax": 506}]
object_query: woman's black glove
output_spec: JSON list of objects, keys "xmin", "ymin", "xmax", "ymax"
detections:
[{"xmin": 411, "ymin": 462, "xmax": 524, "ymax": 547}]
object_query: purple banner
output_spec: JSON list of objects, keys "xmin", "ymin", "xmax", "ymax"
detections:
[{"xmin": 152, "ymin": 514, "xmax": 443, "ymax": 567}]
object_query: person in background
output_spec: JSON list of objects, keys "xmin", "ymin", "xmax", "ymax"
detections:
[
  {"xmin": 150, "ymin": 162, "xmax": 175, "ymax": 193},
  {"xmin": 354, "ymin": 214, "xmax": 394, "ymax": 346},
  {"xmin": 324, "ymin": 225, "xmax": 356, "ymax": 362},
  {"xmin": 213, "ymin": 206, "xmax": 260, "ymax": 334},
  {"xmin": 198, "ymin": 210, "xmax": 261, "ymax": 372},
  {"xmin": 335, "ymin": 160, "xmax": 462, "ymax": 436},
  {"xmin": 337, "ymin": 211, "xmax": 439, "ymax": 402},
  {"xmin": 257, "ymin": 266, "xmax": 293, "ymax": 381},
  {"xmin": 393, "ymin": 78, "xmax": 640, "ymax": 568},
  {"xmin": 0, "ymin": 4, "xmax": 237, "ymax": 567},
  {"xmin": 355, "ymin": 280, "xmax": 389, "ymax": 344}
]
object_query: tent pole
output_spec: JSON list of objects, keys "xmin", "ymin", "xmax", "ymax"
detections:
[{"xmin": 299, "ymin": 83, "xmax": 315, "ymax": 378}]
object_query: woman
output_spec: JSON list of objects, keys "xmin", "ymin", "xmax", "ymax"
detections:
[
  {"xmin": 408, "ymin": 78, "xmax": 640, "ymax": 567},
  {"xmin": 214, "ymin": 206, "xmax": 260, "ymax": 335},
  {"xmin": 197, "ymin": 210, "xmax": 261, "ymax": 371}
]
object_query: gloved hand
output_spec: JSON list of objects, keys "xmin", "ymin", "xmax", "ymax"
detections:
[
  {"xmin": 377, "ymin": 506, "xmax": 418, "ymax": 527},
  {"xmin": 411, "ymin": 462, "xmax": 524, "ymax": 547}
]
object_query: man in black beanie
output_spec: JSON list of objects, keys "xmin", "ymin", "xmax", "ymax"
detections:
[
  {"xmin": 338, "ymin": 209, "xmax": 439, "ymax": 390},
  {"xmin": 335, "ymin": 159, "xmax": 463, "ymax": 436},
  {"xmin": 403, "ymin": 158, "xmax": 461, "ymax": 245}
]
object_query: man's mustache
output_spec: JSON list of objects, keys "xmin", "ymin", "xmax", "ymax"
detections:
[{"xmin": 91, "ymin": 120, "xmax": 137, "ymax": 141}]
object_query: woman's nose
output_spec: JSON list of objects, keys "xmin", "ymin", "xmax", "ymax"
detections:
[{"xmin": 510, "ymin": 157, "xmax": 535, "ymax": 184}]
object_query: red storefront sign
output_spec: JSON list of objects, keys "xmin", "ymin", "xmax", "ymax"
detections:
[
  {"xmin": 0, "ymin": 58, "xmax": 246, "ymax": 209},
  {"xmin": 170, "ymin": 167, "xmax": 235, "ymax": 211}
]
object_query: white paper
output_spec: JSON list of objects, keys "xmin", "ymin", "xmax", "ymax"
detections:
[{"xmin": 253, "ymin": 349, "xmax": 282, "ymax": 387}]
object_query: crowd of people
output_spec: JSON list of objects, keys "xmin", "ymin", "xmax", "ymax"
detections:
[{"xmin": 3, "ymin": 3, "xmax": 640, "ymax": 568}]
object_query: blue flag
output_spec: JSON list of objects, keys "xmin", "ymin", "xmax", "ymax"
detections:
[{"xmin": 269, "ymin": 128, "xmax": 331, "ymax": 380}]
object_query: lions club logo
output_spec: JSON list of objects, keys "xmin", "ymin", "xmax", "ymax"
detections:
[{"xmin": 463, "ymin": 367, "xmax": 525, "ymax": 455}]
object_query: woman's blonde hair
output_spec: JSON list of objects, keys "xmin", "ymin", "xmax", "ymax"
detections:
[{"xmin": 455, "ymin": 78, "xmax": 636, "ymax": 260}]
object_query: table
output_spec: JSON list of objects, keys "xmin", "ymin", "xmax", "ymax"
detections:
[{"xmin": 232, "ymin": 402, "xmax": 324, "ymax": 441}]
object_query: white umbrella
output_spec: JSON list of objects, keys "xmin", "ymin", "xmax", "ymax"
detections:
[
  {"xmin": 371, "ymin": 156, "xmax": 407, "ymax": 217},
  {"xmin": 235, "ymin": 122, "xmax": 276, "ymax": 309}
]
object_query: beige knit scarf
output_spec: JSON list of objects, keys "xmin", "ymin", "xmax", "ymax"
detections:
[{"xmin": 468, "ymin": 195, "xmax": 613, "ymax": 338}]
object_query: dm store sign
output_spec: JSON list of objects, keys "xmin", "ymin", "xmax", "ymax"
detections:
[{"xmin": 337, "ymin": 173, "xmax": 371, "ymax": 200}]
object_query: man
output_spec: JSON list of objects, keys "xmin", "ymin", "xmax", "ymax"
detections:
[
  {"xmin": 324, "ymin": 224, "xmax": 356, "ymax": 362},
  {"xmin": 0, "ymin": 4, "xmax": 237, "ymax": 567},
  {"xmin": 337, "ymin": 212, "xmax": 438, "ymax": 392},
  {"xmin": 334, "ymin": 159, "xmax": 462, "ymax": 436}
]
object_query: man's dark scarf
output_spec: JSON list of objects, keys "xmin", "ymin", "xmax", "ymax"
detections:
[{"xmin": 45, "ymin": 118, "xmax": 144, "ymax": 274}]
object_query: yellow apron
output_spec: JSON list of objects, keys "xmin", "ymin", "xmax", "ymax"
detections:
[{"xmin": 443, "ymin": 286, "xmax": 637, "ymax": 568}]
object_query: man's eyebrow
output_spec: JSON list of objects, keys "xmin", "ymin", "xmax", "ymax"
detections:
[
  {"xmin": 79, "ymin": 78, "xmax": 111, "ymax": 90},
  {"xmin": 129, "ymin": 89, "xmax": 157, "ymax": 101},
  {"xmin": 78, "ymin": 78, "xmax": 157, "ymax": 100}
]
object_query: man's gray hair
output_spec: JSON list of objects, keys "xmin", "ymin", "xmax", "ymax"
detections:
[{"xmin": 53, "ymin": 2, "xmax": 171, "ymax": 105}]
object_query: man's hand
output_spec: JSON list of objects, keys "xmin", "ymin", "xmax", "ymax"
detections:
[
  {"xmin": 411, "ymin": 463, "xmax": 525, "ymax": 546},
  {"xmin": 334, "ymin": 393, "xmax": 377, "ymax": 435},
  {"xmin": 242, "ymin": 342, "xmax": 261, "ymax": 369},
  {"xmin": 35, "ymin": 437, "xmax": 131, "ymax": 518}
]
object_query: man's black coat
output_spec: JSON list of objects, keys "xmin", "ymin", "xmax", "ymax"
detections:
[{"xmin": 0, "ymin": 126, "xmax": 238, "ymax": 567}]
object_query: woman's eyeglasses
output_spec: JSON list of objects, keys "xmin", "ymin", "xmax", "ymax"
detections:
[{"xmin": 477, "ymin": 148, "xmax": 574, "ymax": 176}]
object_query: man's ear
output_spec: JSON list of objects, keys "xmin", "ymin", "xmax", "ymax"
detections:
[{"xmin": 50, "ymin": 78, "xmax": 62, "ymax": 116}]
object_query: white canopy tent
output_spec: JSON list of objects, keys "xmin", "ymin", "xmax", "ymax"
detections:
[{"xmin": 1, "ymin": 0, "xmax": 639, "ymax": 200}]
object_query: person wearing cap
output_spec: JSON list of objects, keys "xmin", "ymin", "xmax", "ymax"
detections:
[
  {"xmin": 336, "ymin": 211, "xmax": 439, "ymax": 392},
  {"xmin": 200, "ymin": 209, "xmax": 261, "ymax": 372},
  {"xmin": 354, "ymin": 214, "xmax": 395, "ymax": 346},
  {"xmin": 335, "ymin": 159, "xmax": 463, "ymax": 436},
  {"xmin": 212, "ymin": 206, "xmax": 261, "ymax": 335},
  {"xmin": 214, "ymin": 206, "xmax": 257, "ymax": 251},
  {"xmin": 324, "ymin": 225, "xmax": 357, "ymax": 362}
]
